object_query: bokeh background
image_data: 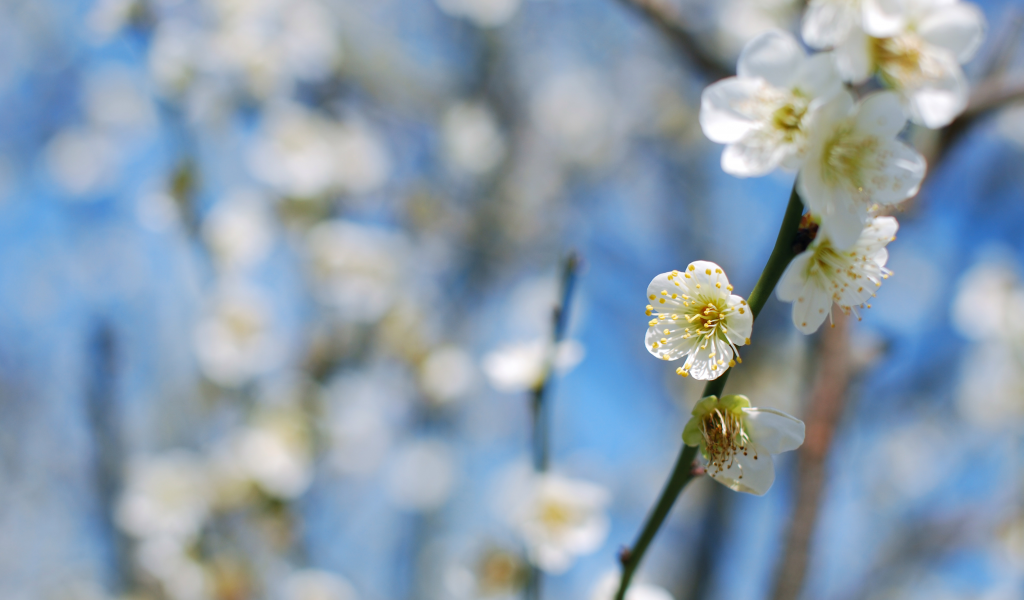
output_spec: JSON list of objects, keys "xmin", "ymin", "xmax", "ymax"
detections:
[{"xmin": 1, "ymin": 0, "xmax": 1023, "ymax": 599}]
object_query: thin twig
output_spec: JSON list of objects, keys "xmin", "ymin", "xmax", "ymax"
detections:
[
  {"xmin": 615, "ymin": 187, "xmax": 805, "ymax": 600},
  {"xmin": 525, "ymin": 252, "xmax": 582, "ymax": 600}
]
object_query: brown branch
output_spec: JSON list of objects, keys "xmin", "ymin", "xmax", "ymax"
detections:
[
  {"xmin": 613, "ymin": 0, "xmax": 732, "ymax": 80},
  {"xmin": 770, "ymin": 314, "xmax": 852, "ymax": 600}
]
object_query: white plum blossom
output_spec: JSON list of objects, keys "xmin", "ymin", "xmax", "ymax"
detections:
[
  {"xmin": 512, "ymin": 473, "xmax": 610, "ymax": 573},
  {"xmin": 700, "ymin": 30, "xmax": 843, "ymax": 177},
  {"xmin": 797, "ymin": 91, "xmax": 925, "ymax": 249},
  {"xmin": 645, "ymin": 261, "xmax": 753, "ymax": 380},
  {"xmin": 682, "ymin": 395, "xmax": 805, "ymax": 495},
  {"xmin": 805, "ymin": 0, "xmax": 986, "ymax": 128},
  {"xmin": 777, "ymin": 216, "xmax": 898, "ymax": 333},
  {"xmin": 385, "ymin": 439, "xmax": 459, "ymax": 512},
  {"xmin": 193, "ymin": 280, "xmax": 282, "ymax": 387}
]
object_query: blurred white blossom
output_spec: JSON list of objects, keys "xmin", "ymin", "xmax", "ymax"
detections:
[
  {"xmin": 305, "ymin": 219, "xmax": 410, "ymax": 322},
  {"xmin": 532, "ymin": 70, "xmax": 618, "ymax": 165},
  {"xmin": 798, "ymin": 91, "xmax": 925, "ymax": 249},
  {"xmin": 193, "ymin": 281, "xmax": 282, "ymax": 386},
  {"xmin": 116, "ymin": 451, "xmax": 210, "ymax": 541},
  {"xmin": 228, "ymin": 407, "xmax": 314, "ymax": 499},
  {"xmin": 136, "ymin": 536, "xmax": 213, "ymax": 600},
  {"xmin": 510, "ymin": 473, "xmax": 610, "ymax": 573},
  {"xmin": 645, "ymin": 262, "xmax": 752, "ymax": 380},
  {"xmin": 777, "ymin": 216, "xmax": 897, "ymax": 333},
  {"xmin": 442, "ymin": 101, "xmax": 507, "ymax": 176},
  {"xmin": 282, "ymin": 569, "xmax": 358, "ymax": 600},
  {"xmin": 202, "ymin": 189, "xmax": 275, "ymax": 271},
  {"xmin": 420, "ymin": 345, "xmax": 478, "ymax": 406},
  {"xmin": 482, "ymin": 339, "xmax": 585, "ymax": 393},
  {"xmin": 45, "ymin": 127, "xmax": 120, "ymax": 198},
  {"xmin": 951, "ymin": 258, "xmax": 1024, "ymax": 342}
]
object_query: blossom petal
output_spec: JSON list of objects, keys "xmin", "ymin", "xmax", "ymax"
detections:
[
  {"xmin": 802, "ymin": 0, "xmax": 858, "ymax": 49},
  {"xmin": 794, "ymin": 52, "xmax": 843, "ymax": 99},
  {"xmin": 918, "ymin": 3, "xmax": 986, "ymax": 63},
  {"xmin": 724, "ymin": 295, "xmax": 753, "ymax": 346},
  {"xmin": 721, "ymin": 138, "xmax": 787, "ymax": 177},
  {"xmin": 861, "ymin": 138, "xmax": 927, "ymax": 205},
  {"xmin": 686, "ymin": 336, "xmax": 733, "ymax": 381},
  {"xmin": 818, "ymin": 201, "xmax": 868, "ymax": 251},
  {"xmin": 835, "ymin": 28, "xmax": 874, "ymax": 84},
  {"xmin": 902, "ymin": 54, "xmax": 969, "ymax": 128},
  {"xmin": 645, "ymin": 317, "xmax": 698, "ymax": 361},
  {"xmin": 776, "ymin": 250, "xmax": 813, "ymax": 302},
  {"xmin": 686, "ymin": 260, "xmax": 731, "ymax": 299},
  {"xmin": 708, "ymin": 441, "xmax": 775, "ymax": 496},
  {"xmin": 742, "ymin": 408, "xmax": 805, "ymax": 454},
  {"xmin": 699, "ymin": 78, "xmax": 763, "ymax": 144},
  {"xmin": 854, "ymin": 91, "xmax": 907, "ymax": 138},
  {"xmin": 791, "ymin": 275, "xmax": 834, "ymax": 334},
  {"xmin": 646, "ymin": 271, "xmax": 691, "ymax": 312},
  {"xmin": 737, "ymin": 29, "xmax": 806, "ymax": 88},
  {"xmin": 858, "ymin": 216, "xmax": 899, "ymax": 255},
  {"xmin": 863, "ymin": 0, "xmax": 907, "ymax": 38}
]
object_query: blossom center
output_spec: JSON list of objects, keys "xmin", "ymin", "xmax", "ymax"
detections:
[
  {"xmin": 699, "ymin": 408, "xmax": 755, "ymax": 476},
  {"xmin": 771, "ymin": 102, "xmax": 808, "ymax": 142},
  {"xmin": 538, "ymin": 498, "xmax": 576, "ymax": 531},
  {"xmin": 873, "ymin": 34, "xmax": 939, "ymax": 87},
  {"xmin": 821, "ymin": 127, "xmax": 878, "ymax": 191}
]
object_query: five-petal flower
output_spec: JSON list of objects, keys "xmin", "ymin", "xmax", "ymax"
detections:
[
  {"xmin": 797, "ymin": 91, "xmax": 924, "ymax": 249},
  {"xmin": 777, "ymin": 216, "xmax": 898, "ymax": 333},
  {"xmin": 645, "ymin": 261, "xmax": 753, "ymax": 380},
  {"xmin": 682, "ymin": 394, "xmax": 805, "ymax": 495},
  {"xmin": 700, "ymin": 30, "xmax": 843, "ymax": 177}
]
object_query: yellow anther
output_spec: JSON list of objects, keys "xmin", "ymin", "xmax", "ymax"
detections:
[
  {"xmin": 661, "ymin": 290, "xmax": 668, "ymax": 296},
  {"xmin": 688, "ymin": 265, "xmax": 695, "ymax": 271},
  {"xmin": 695, "ymin": 284, "xmax": 701, "ymax": 289},
  {"xmin": 646, "ymin": 304, "xmax": 653, "ymax": 311},
  {"xmin": 649, "ymin": 294, "xmax": 655, "ymax": 300},
  {"xmin": 705, "ymin": 269, "xmax": 712, "ymax": 275},
  {"xmin": 739, "ymin": 308, "xmax": 745, "ymax": 314},
  {"xmin": 736, "ymin": 357, "xmax": 742, "ymax": 364},
  {"xmin": 663, "ymin": 329, "xmax": 670, "ymax": 335},
  {"xmin": 711, "ymin": 364, "xmax": 718, "ymax": 371},
  {"xmin": 716, "ymin": 268, "xmax": 722, "ymax": 274},
  {"xmin": 660, "ymin": 338, "xmax": 668, "ymax": 344},
  {"xmin": 715, "ymin": 282, "xmax": 721, "ymax": 288},
  {"xmin": 684, "ymin": 273, "xmax": 691, "ymax": 279},
  {"xmin": 649, "ymin": 319, "xmax": 658, "ymax": 327},
  {"xmin": 728, "ymin": 359, "xmax": 736, "ymax": 367},
  {"xmin": 671, "ymin": 293, "xmax": 677, "ymax": 299},
  {"xmin": 727, "ymin": 285, "xmax": 733, "ymax": 291},
  {"xmin": 744, "ymin": 337, "xmax": 750, "ymax": 345},
  {"xmin": 662, "ymin": 355, "xmax": 670, "ymax": 360},
  {"xmin": 659, "ymin": 299, "xmax": 666, "ymax": 304}
]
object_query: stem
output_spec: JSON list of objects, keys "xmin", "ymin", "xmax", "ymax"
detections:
[
  {"xmin": 525, "ymin": 252, "xmax": 581, "ymax": 600},
  {"xmin": 615, "ymin": 186, "xmax": 804, "ymax": 600}
]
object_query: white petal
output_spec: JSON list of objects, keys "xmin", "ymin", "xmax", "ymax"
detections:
[
  {"xmin": 790, "ymin": 277, "xmax": 833, "ymax": 334},
  {"xmin": 724, "ymin": 295, "xmax": 753, "ymax": 345},
  {"xmin": 853, "ymin": 91, "xmax": 907, "ymax": 138},
  {"xmin": 861, "ymin": 138, "xmax": 927, "ymax": 205},
  {"xmin": 863, "ymin": 0, "xmax": 907, "ymax": 37},
  {"xmin": 646, "ymin": 272, "xmax": 691, "ymax": 311},
  {"xmin": 721, "ymin": 138, "xmax": 787, "ymax": 177},
  {"xmin": 776, "ymin": 250, "xmax": 814, "ymax": 302},
  {"xmin": 686, "ymin": 260, "xmax": 732, "ymax": 298},
  {"xmin": 699, "ymin": 78, "xmax": 764, "ymax": 144},
  {"xmin": 742, "ymin": 408, "xmax": 806, "ymax": 454},
  {"xmin": 737, "ymin": 29, "xmax": 806, "ymax": 88},
  {"xmin": 708, "ymin": 441, "xmax": 775, "ymax": 496},
  {"xmin": 802, "ymin": 0, "xmax": 858, "ymax": 49},
  {"xmin": 835, "ymin": 28, "xmax": 874, "ymax": 84},
  {"xmin": 819, "ymin": 201, "xmax": 868, "ymax": 250},
  {"xmin": 645, "ymin": 318, "xmax": 698, "ymax": 361},
  {"xmin": 917, "ymin": 3, "xmax": 986, "ymax": 63},
  {"xmin": 858, "ymin": 216, "xmax": 899, "ymax": 254},
  {"xmin": 903, "ymin": 55, "xmax": 969, "ymax": 128},
  {"xmin": 794, "ymin": 52, "xmax": 844, "ymax": 99},
  {"xmin": 687, "ymin": 336, "xmax": 733, "ymax": 381}
]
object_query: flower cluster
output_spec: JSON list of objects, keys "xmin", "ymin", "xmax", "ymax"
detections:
[{"xmin": 643, "ymin": 2, "xmax": 986, "ymax": 495}]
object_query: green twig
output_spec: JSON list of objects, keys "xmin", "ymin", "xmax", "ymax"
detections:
[{"xmin": 614, "ymin": 186, "xmax": 804, "ymax": 600}]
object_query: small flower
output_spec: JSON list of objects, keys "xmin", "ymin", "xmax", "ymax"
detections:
[
  {"xmin": 801, "ymin": 0, "xmax": 865, "ymax": 50},
  {"xmin": 282, "ymin": 569, "xmax": 358, "ymax": 600},
  {"xmin": 700, "ymin": 30, "xmax": 843, "ymax": 177},
  {"xmin": 512, "ymin": 473, "xmax": 610, "ymax": 574},
  {"xmin": 481, "ymin": 339, "xmax": 585, "ymax": 393},
  {"xmin": 591, "ymin": 572, "xmax": 675, "ymax": 600},
  {"xmin": 644, "ymin": 261, "xmax": 753, "ymax": 380},
  {"xmin": 116, "ymin": 451, "xmax": 210, "ymax": 541},
  {"xmin": 776, "ymin": 216, "xmax": 898, "ymax": 333},
  {"xmin": 797, "ymin": 91, "xmax": 925, "ymax": 249},
  {"xmin": 682, "ymin": 395, "xmax": 805, "ymax": 495}
]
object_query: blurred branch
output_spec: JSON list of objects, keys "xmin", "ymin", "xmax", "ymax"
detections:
[
  {"xmin": 612, "ymin": 0, "xmax": 732, "ymax": 80},
  {"xmin": 769, "ymin": 314, "xmax": 851, "ymax": 600},
  {"xmin": 615, "ymin": 187, "xmax": 805, "ymax": 600},
  {"xmin": 525, "ymin": 252, "xmax": 581, "ymax": 600},
  {"xmin": 85, "ymin": 322, "xmax": 134, "ymax": 593},
  {"xmin": 531, "ymin": 252, "xmax": 581, "ymax": 473}
]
